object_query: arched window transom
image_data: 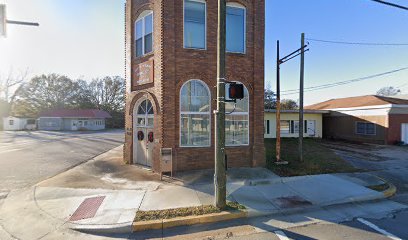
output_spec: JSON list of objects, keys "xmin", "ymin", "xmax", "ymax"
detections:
[{"xmin": 136, "ymin": 99, "xmax": 154, "ymax": 127}]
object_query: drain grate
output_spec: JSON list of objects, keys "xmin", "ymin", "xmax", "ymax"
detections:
[
  {"xmin": 275, "ymin": 195, "xmax": 312, "ymax": 209},
  {"xmin": 69, "ymin": 196, "xmax": 105, "ymax": 221}
]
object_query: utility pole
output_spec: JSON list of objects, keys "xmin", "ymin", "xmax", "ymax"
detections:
[
  {"xmin": 0, "ymin": 4, "xmax": 39, "ymax": 37},
  {"xmin": 276, "ymin": 40, "xmax": 282, "ymax": 163},
  {"xmin": 299, "ymin": 33, "xmax": 305, "ymax": 162},
  {"xmin": 275, "ymin": 39, "xmax": 308, "ymax": 165},
  {"xmin": 214, "ymin": 0, "xmax": 227, "ymax": 209}
]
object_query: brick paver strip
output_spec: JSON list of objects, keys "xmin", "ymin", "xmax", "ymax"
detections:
[{"xmin": 69, "ymin": 196, "xmax": 106, "ymax": 221}]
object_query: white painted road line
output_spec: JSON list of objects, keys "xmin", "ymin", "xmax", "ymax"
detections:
[
  {"xmin": 0, "ymin": 148, "xmax": 23, "ymax": 154},
  {"xmin": 275, "ymin": 230, "xmax": 291, "ymax": 240},
  {"xmin": 357, "ymin": 218, "xmax": 401, "ymax": 240}
]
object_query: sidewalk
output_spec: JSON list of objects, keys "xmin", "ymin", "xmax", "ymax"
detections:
[{"xmin": 0, "ymin": 146, "xmax": 396, "ymax": 238}]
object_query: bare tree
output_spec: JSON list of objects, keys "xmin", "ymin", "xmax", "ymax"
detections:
[
  {"xmin": 0, "ymin": 68, "xmax": 29, "ymax": 102},
  {"xmin": 376, "ymin": 86, "xmax": 401, "ymax": 97}
]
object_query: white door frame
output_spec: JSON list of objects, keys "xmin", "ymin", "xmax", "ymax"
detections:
[
  {"xmin": 402, "ymin": 123, "xmax": 408, "ymax": 144},
  {"xmin": 133, "ymin": 98, "xmax": 154, "ymax": 167}
]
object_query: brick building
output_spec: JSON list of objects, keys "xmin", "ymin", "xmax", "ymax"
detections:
[
  {"xmin": 124, "ymin": 0, "xmax": 265, "ymax": 172},
  {"xmin": 306, "ymin": 95, "xmax": 408, "ymax": 145}
]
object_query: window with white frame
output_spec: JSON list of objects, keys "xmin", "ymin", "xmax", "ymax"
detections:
[
  {"xmin": 226, "ymin": 3, "xmax": 246, "ymax": 53},
  {"xmin": 356, "ymin": 122, "xmax": 376, "ymax": 135},
  {"xmin": 180, "ymin": 80, "xmax": 211, "ymax": 147},
  {"xmin": 184, "ymin": 0, "xmax": 206, "ymax": 49},
  {"xmin": 225, "ymin": 83, "xmax": 249, "ymax": 146},
  {"xmin": 9, "ymin": 119, "xmax": 14, "ymax": 126},
  {"xmin": 280, "ymin": 120, "xmax": 290, "ymax": 134},
  {"xmin": 135, "ymin": 11, "xmax": 153, "ymax": 57}
]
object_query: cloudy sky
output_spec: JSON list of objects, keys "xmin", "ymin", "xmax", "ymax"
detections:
[{"xmin": 1, "ymin": 0, "xmax": 408, "ymax": 105}]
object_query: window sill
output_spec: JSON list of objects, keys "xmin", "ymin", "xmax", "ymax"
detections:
[
  {"xmin": 134, "ymin": 52, "xmax": 154, "ymax": 62},
  {"xmin": 179, "ymin": 145, "xmax": 211, "ymax": 148},
  {"xmin": 183, "ymin": 47, "xmax": 207, "ymax": 51},
  {"xmin": 227, "ymin": 51, "xmax": 246, "ymax": 56},
  {"xmin": 226, "ymin": 144, "xmax": 250, "ymax": 147}
]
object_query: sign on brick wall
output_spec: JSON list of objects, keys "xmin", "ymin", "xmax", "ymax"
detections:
[{"xmin": 134, "ymin": 59, "xmax": 154, "ymax": 86}]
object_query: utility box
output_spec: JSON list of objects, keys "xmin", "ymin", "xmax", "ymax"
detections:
[{"xmin": 160, "ymin": 148, "xmax": 172, "ymax": 180}]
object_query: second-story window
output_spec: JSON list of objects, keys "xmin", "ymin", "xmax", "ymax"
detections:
[
  {"xmin": 135, "ymin": 11, "xmax": 153, "ymax": 57},
  {"xmin": 184, "ymin": 0, "xmax": 206, "ymax": 49},
  {"xmin": 226, "ymin": 4, "xmax": 246, "ymax": 53}
]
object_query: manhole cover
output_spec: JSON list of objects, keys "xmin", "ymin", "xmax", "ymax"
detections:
[
  {"xmin": 275, "ymin": 196, "xmax": 312, "ymax": 208},
  {"xmin": 69, "ymin": 196, "xmax": 105, "ymax": 221}
]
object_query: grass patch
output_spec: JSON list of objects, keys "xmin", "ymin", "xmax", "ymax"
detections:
[
  {"xmin": 135, "ymin": 202, "xmax": 246, "ymax": 222},
  {"xmin": 265, "ymin": 138, "xmax": 359, "ymax": 177}
]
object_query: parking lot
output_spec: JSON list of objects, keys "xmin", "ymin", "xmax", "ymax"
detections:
[{"xmin": 0, "ymin": 130, "xmax": 124, "ymax": 191}]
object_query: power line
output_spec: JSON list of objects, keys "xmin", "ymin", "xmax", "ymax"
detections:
[
  {"xmin": 306, "ymin": 38, "xmax": 408, "ymax": 46},
  {"xmin": 281, "ymin": 66, "xmax": 408, "ymax": 95},
  {"xmin": 370, "ymin": 0, "xmax": 408, "ymax": 11}
]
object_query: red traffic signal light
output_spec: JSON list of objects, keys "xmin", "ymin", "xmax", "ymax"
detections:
[{"xmin": 228, "ymin": 83, "xmax": 244, "ymax": 100}]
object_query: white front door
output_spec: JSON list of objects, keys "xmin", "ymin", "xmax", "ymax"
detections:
[
  {"xmin": 402, "ymin": 123, "xmax": 408, "ymax": 144},
  {"xmin": 133, "ymin": 99, "xmax": 154, "ymax": 167},
  {"xmin": 307, "ymin": 120, "xmax": 316, "ymax": 137},
  {"xmin": 72, "ymin": 120, "xmax": 78, "ymax": 131}
]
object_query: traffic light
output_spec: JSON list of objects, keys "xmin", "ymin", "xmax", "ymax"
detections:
[
  {"xmin": 228, "ymin": 83, "xmax": 244, "ymax": 100},
  {"xmin": 0, "ymin": 4, "xmax": 6, "ymax": 37}
]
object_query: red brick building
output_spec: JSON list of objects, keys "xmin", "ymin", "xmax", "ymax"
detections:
[
  {"xmin": 124, "ymin": 0, "xmax": 265, "ymax": 172},
  {"xmin": 307, "ymin": 95, "xmax": 408, "ymax": 145}
]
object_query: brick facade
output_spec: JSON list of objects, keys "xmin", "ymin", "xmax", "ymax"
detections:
[
  {"xmin": 387, "ymin": 114, "xmax": 408, "ymax": 144},
  {"xmin": 124, "ymin": 0, "xmax": 265, "ymax": 172}
]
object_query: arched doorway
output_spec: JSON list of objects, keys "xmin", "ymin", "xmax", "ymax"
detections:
[{"xmin": 133, "ymin": 98, "xmax": 154, "ymax": 167}]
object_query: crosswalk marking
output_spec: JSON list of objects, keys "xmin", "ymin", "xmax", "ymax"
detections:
[
  {"xmin": 275, "ymin": 230, "xmax": 291, "ymax": 240},
  {"xmin": 357, "ymin": 218, "xmax": 401, "ymax": 240}
]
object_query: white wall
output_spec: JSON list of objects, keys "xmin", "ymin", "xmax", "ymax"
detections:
[
  {"xmin": 3, "ymin": 117, "xmax": 28, "ymax": 131},
  {"xmin": 264, "ymin": 112, "xmax": 323, "ymax": 139}
]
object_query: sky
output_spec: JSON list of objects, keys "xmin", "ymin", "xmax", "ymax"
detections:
[{"xmin": 1, "ymin": 0, "xmax": 407, "ymax": 105}]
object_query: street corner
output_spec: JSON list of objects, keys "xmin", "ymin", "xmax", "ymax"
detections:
[{"xmin": 33, "ymin": 186, "xmax": 146, "ymax": 233}]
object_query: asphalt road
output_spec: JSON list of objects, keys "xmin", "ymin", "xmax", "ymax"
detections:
[
  {"xmin": 324, "ymin": 141, "xmax": 408, "ymax": 206},
  {"xmin": 0, "ymin": 130, "xmax": 124, "ymax": 191}
]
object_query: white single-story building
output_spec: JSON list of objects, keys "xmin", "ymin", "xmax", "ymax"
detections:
[
  {"xmin": 2, "ymin": 116, "xmax": 37, "ymax": 131},
  {"xmin": 264, "ymin": 109, "xmax": 328, "ymax": 139},
  {"xmin": 38, "ymin": 109, "xmax": 112, "ymax": 131}
]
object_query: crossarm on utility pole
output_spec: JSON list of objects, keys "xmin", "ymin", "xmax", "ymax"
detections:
[{"xmin": 7, "ymin": 20, "xmax": 39, "ymax": 26}]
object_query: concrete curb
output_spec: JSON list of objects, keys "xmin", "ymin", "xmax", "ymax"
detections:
[
  {"xmin": 382, "ymin": 182, "xmax": 397, "ymax": 198},
  {"xmin": 366, "ymin": 175, "xmax": 397, "ymax": 198},
  {"xmin": 67, "ymin": 222, "xmax": 133, "ymax": 234},
  {"xmin": 132, "ymin": 210, "xmax": 247, "ymax": 232}
]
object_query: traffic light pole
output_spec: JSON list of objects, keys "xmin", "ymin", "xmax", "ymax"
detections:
[{"xmin": 214, "ymin": 0, "xmax": 227, "ymax": 209}]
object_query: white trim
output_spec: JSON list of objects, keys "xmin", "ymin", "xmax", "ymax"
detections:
[
  {"xmin": 226, "ymin": 3, "xmax": 246, "ymax": 54},
  {"xmin": 183, "ymin": 0, "xmax": 207, "ymax": 50},
  {"xmin": 179, "ymin": 79, "xmax": 211, "ymax": 147},
  {"xmin": 402, "ymin": 123, "xmax": 408, "ymax": 144},
  {"xmin": 135, "ymin": 11, "xmax": 153, "ymax": 57},
  {"xmin": 326, "ymin": 104, "xmax": 392, "ymax": 111}
]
